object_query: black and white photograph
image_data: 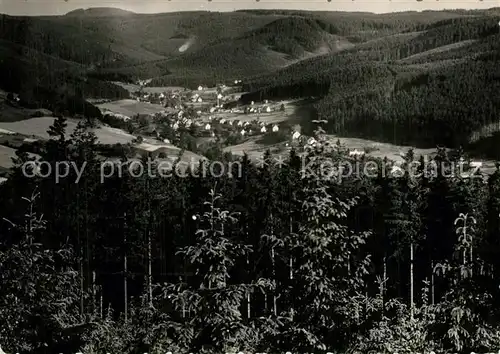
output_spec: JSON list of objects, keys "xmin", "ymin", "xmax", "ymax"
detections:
[{"xmin": 0, "ymin": 0, "xmax": 499, "ymax": 353}]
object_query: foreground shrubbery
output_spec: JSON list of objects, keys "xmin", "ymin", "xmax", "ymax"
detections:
[{"xmin": 2, "ymin": 118, "xmax": 500, "ymax": 353}]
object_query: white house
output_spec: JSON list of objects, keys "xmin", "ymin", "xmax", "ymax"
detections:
[
  {"xmin": 159, "ymin": 93, "xmax": 165, "ymax": 99},
  {"xmin": 292, "ymin": 131, "xmax": 301, "ymax": 140},
  {"xmin": 217, "ymin": 93, "xmax": 223, "ymax": 99},
  {"xmin": 244, "ymin": 122, "xmax": 250, "ymax": 126},
  {"xmin": 198, "ymin": 85, "xmax": 203, "ymax": 91},
  {"xmin": 251, "ymin": 101, "xmax": 254, "ymax": 105},
  {"xmin": 272, "ymin": 125, "xmax": 279, "ymax": 132},
  {"xmin": 265, "ymin": 106, "xmax": 271, "ymax": 113},
  {"xmin": 173, "ymin": 122, "xmax": 179, "ymax": 130},
  {"xmin": 237, "ymin": 121, "xmax": 243, "ymax": 126},
  {"xmin": 205, "ymin": 123, "xmax": 211, "ymax": 130},
  {"xmin": 196, "ymin": 110, "xmax": 202, "ymax": 115},
  {"xmin": 163, "ymin": 138, "xmax": 171, "ymax": 144},
  {"xmin": 197, "ymin": 97, "xmax": 203, "ymax": 103},
  {"xmin": 240, "ymin": 129, "xmax": 246, "ymax": 136},
  {"xmin": 265, "ymin": 100, "xmax": 269, "ymax": 104},
  {"xmin": 210, "ymin": 107, "xmax": 217, "ymax": 113},
  {"xmin": 228, "ymin": 120, "xmax": 233, "ymax": 126},
  {"xmin": 220, "ymin": 119, "xmax": 226, "ymax": 124},
  {"xmin": 307, "ymin": 137, "xmax": 317, "ymax": 146},
  {"xmin": 391, "ymin": 165, "xmax": 404, "ymax": 177},
  {"xmin": 349, "ymin": 149, "xmax": 364, "ymax": 157},
  {"xmin": 261, "ymin": 126, "xmax": 267, "ymax": 133}
]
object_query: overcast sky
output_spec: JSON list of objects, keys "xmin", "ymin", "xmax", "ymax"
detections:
[{"xmin": 1, "ymin": 0, "xmax": 497, "ymax": 16}]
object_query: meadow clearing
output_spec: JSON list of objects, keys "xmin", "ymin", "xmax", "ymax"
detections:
[
  {"xmin": 0, "ymin": 117, "xmax": 137, "ymax": 145},
  {"xmin": 97, "ymin": 99, "xmax": 166, "ymax": 117}
]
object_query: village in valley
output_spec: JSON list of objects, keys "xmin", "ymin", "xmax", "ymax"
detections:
[
  {"xmin": 0, "ymin": 79, "xmax": 313, "ymax": 182},
  {"xmin": 3, "ymin": 75, "xmax": 497, "ymax": 186},
  {"xmin": 101, "ymin": 79, "xmax": 303, "ymax": 159},
  {"xmin": 1, "ymin": 75, "xmax": 495, "ymax": 184}
]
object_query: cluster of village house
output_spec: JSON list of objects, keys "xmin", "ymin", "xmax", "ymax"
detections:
[
  {"xmin": 105, "ymin": 84, "xmax": 292, "ymax": 138},
  {"xmin": 100, "ymin": 83, "xmax": 344, "ymax": 158}
]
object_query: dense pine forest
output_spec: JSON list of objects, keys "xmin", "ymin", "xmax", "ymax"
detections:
[
  {"xmin": 240, "ymin": 16, "xmax": 500, "ymax": 151},
  {"xmin": 1, "ymin": 117, "xmax": 500, "ymax": 353}
]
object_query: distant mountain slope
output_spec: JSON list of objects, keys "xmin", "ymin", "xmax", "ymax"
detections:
[
  {"xmin": 240, "ymin": 14, "xmax": 500, "ymax": 150},
  {"xmin": 1, "ymin": 7, "xmax": 500, "ymax": 150},
  {"xmin": 154, "ymin": 17, "xmax": 354, "ymax": 85},
  {"xmin": 0, "ymin": 39, "xmax": 128, "ymax": 119},
  {"xmin": 64, "ymin": 7, "xmax": 136, "ymax": 17},
  {"xmin": 0, "ymin": 9, "xmax": 476, "ymax": 85}
]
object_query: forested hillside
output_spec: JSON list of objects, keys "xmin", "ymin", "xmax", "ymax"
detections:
[
  {"xmin": 2, "ymin": 117, "xmax": 500, "ymax": 353},
  {"xmin": 241, "ymin": 14, "xmax": 500, "ymax": 153},
  {"xmin": 2, "ymin": 8, "xmax": 499, "ymax": 131}
]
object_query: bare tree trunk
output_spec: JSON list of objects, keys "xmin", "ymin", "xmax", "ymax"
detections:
[
  {"xmin": 382, "ymin": 254, "xmax": 387, "ymax": 310},
  {"xmin": 247, "ymin": 255, "xmax": 251, "ymax": 319},
  {"xmin": 270, "ymin": 212, "xmax": 277, "ymax": 316},
  {"xmin": 410, "ymin": 241, "xmax": 414, "ymax": 320},
  {"xmin": 77, "ymin": 192, "xmax": 84, "ymax": 319},
  {"xmin": 383, "ymin": 255, "xmax": 387, "ymax": 295},
  {"xmin": 397, "ymin": 257, "xmax": 401, "ymax": 298},
  {"xmin": 462, "ymin": 248, "xmax": 466, "ymax": 280},
  {"xmin": 272, "ymin": 247, "xmax": 277, "ymax": 316},
  {"xmin": 80, "ymin": 256, "xmax": 84, "ymax": 319},
  {"xmin": 365, "ymin": 290, "xmax": 368, "ymax": 320},
  {"xmin": 347, "ymin": 253, "xmax": 351, "ymax": 275},
  {"xmin": 92, "ymin": 271, "xmax": 96, "ymax": 315},
  {"xmin": 148, "ymin": 230, "xmax": 153, "ymax": 308},
  {"xmin": 470, "ymin": 244, "xmax": 473, "ymax": 277},
  {"xmin": 289, "ymin": 216, "xmax": 294, "ymax": 321},
  {"xmin": 431, "ymin": 260, "xmax": 435, "ymax": 305},
  {"xmin": 179, "ymin": 276, "xmax": 186, "ymax": 319},
  {"xmin": 124, "ymin": 213, "xmax": 128, "ymax": 322},
  {"xmin": 100, "ymin": 287, "xmax": 103, "ymax": 319}
]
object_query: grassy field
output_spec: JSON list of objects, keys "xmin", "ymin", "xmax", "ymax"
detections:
[
  {"xmin": 97, "ymin": 99, "xmax": 165, "ymax": 117},
  {"xmin": 0, "ymin": 99, "xmax": 54, "ymax": 123},
  {"xmin": 113, "ymin": 82, "xmax": 186, "ymax": 94},
  {"xmin": 0, "ymin": 143, "xmax": 40, "ymax": 169},
  {"xmin": 223, "ymin": 138, "xmax": 281, "ymax": 160},
  {"xmin": 0, "ymin": 117, "xmax": 136, "ymax": 145},
  {"xmin": 0, "ymin": 144, "xmax": 18, "ymax": 169}
]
